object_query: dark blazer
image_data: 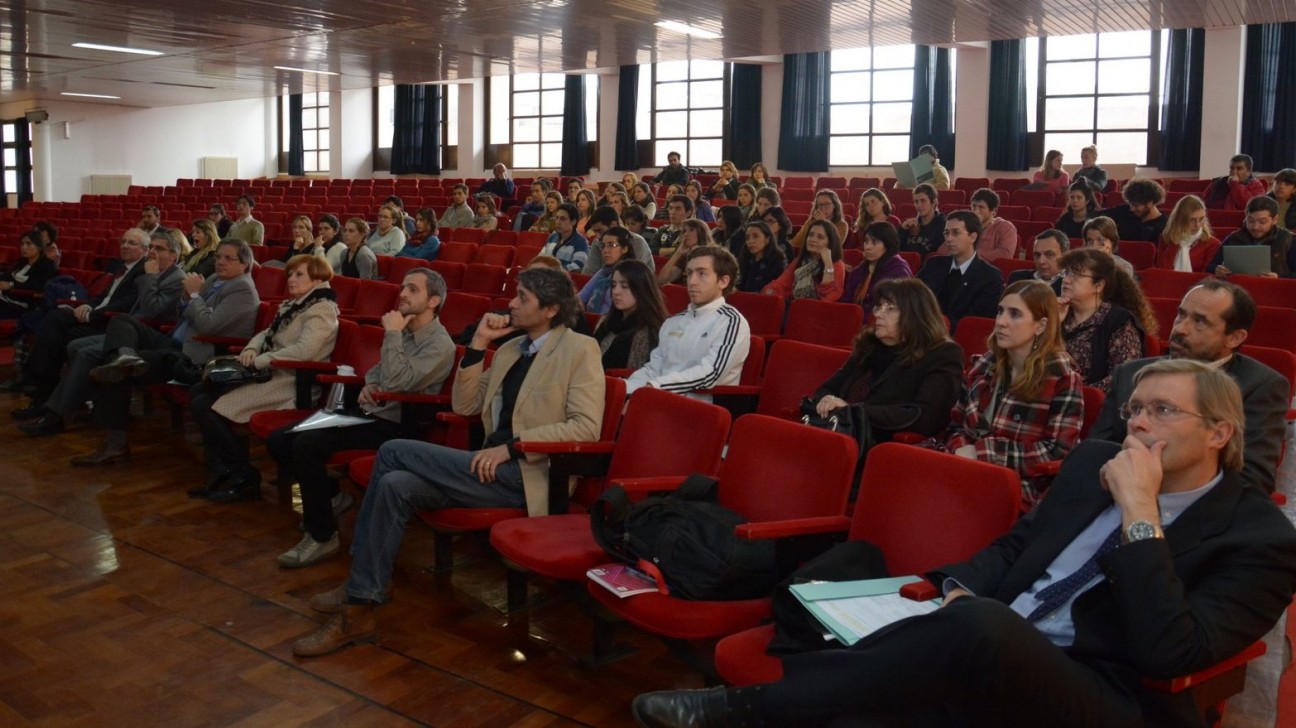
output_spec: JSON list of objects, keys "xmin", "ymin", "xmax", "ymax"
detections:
[
  {"xmin": 934, "ymin": 440, "xmax": 1296, "ymax": 727},
  {"xmin": 1006, "ymin": 268, "xmax": 1063, "ymax": 295},
  {"xmin": 813, "ymin": 339, "xmax": 964, "ymax": 436},
  {"xmin": 87, "ymin": 259, "xmax": 147, "ymax": 326},
  {"xmin": 1091, "ymin": 354, "xmax": 1289, "ymax": 492},
  {"xmin": 917, "ymin": 254, "xmax": 1004, "ymax": 329}
]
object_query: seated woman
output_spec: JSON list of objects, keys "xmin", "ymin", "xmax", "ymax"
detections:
[
  {"xmin": 621, "ymin": 172, "xmax": 640, "ymax": 190},
  {"xmin": 1055, "ymin": 181, "xmax": 1098, "ymax": 239},
  {"xmin": 599, "ymin": 182, "xmax": 626, "ymax": 207},
  {"xmin": 317, "ymin": 214, "xmax": 345, "ymax": 272},
  {"xmin": 574, "ymin": 189, "xmax": 598, "ymax": 235},
  {"xmin": 607, "ymin": 191, "xmax": 630, "ymax": 218},
  {"xmin": 1081, "ymin": 216, "xmax": 1134, "ymax": 277},
  {"xmin": 529, "ymin": 191, "xmax": 563, "ymax": 234},
  {"xmin": 851, "ymin": 188, "xmax": 903, "ymax": 246},
  {"xmin": 397, "ymin": 208, "xmax": 442, "ymax": 261},
  {"xmin": 685, "ymin": 180, "xmax": 716, "ymax": 223},
  {"xmin": 1058, "ymin": 248, "xmax": 1156, "ymax": 391},
  {"xmin": 760, "ymin": 205, "xmax": 796, "ymax": 262},
  {"xmin": 1032, "ymin": 149, "xmax": 1071, "ymax": 193},
  {"xmin": 749, "ymin": 162, "xmax": 776, "ymax": 191},
  {"xmin": 736, "ymin": 220, "xmax": 787, "ymax": 293},
  {"xmin": 471, "ymin": 195, "xmax": 500, "ymax": 231},
  {"xmin": 629, "ymin": 183, "xmax": 657, "ymax": 220},
  {"xmin": 189, "ymin": 255, "xmax": 340, "ymax": 502},
  {"xmin": 754, "ymin": 187, "xmax": 781, "ymax": 221},
  {"xmin": 762, "ymin": 218, "xmax": 846, "ymax": 302},
  {"xmin": 791, "ymin": 191, "xmax": 849, "ymax": 254},
  {"xmin": 928, "ymin": 280, "xmax": 1084, "ymax": 499},
  {"xmin": 339, "ymin": 217, "xmax": 378, "ymax": 279},
  {"xmin": 367, "ymin": 204, "xmax": 407, "ymax": 257},
  {"xmin": 1271, "ymin": 167, "xmax": 1296, "ymax": 230},
  {"xmin": 655, "ymin": 219, "xmax": 713, "ymax": 286},
  {"xmin": 710, "ymin": 160, "xmax": 740, "ymax": 201},
  {"xmin": 812, "ymin": 278, "xmax": 962, "ymax": 447},
  {"xmin": 0, "ymin": 231, "xmax": 58, "ymax": 319},
  {"xmin": 714, "ymin": 204, "xmax": 748, "ymax": 254},
  {"xmin": 283, "ymin": 215, "xmax": 322, "ymax": 262},
  {"xmin": 840, "ymin": 222, "xmax": 911, "ymax": 309},
  {"xmin": 593, "ymin": 260, "xmax": 667, "ymax": 370},
  {"xmin": 579, "ymin": 227, "xmax": 638, "ymax": 315},
  {"xmin": 735, "ymin": 183, "xmax": 757, "ymax": 220},
  {"xmin": 184, "ymin": 218, "xmax": 222, "ymax": 277},
  {"xmin": 1154, "ymin": 194, "xmax": 1220, "ymax": 272}
]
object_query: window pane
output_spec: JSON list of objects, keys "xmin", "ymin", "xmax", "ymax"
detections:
[
  {"xmin": 303, "ymin": 130, "xmax": 317, "ymax": 150},
  {"xmin": 1096, "ymin": 132, "xmax": 1147, "ymax": 165},
  {"xmin": 1046, "ymin": 61, "xmax": 1095, "ymax": 96},
  {"xmin": 540, "ymin": 142, "xmax": 562, "ymax": 169},
  {"xmin": 872, "ymin": 102, "xmax": 912, "ymax": 133},
  {"xmin": 691, "ymin": 59, "xmax": 725, "ymax": 79},
  {"xmin": 541, "ymin": 116, "xmax": 563, "ymax": 142},
  {"xmin": 1096, "ymin": 95, "xmax": 1149, "ymax": 129},
  {"xmin": 541, "ymin": 73, "xmax": 564, "ymax": 89},
  {"xmin": 514, "ymin": 91, "xmax": 540, "ymax": 117},
  {"xmin": 656, "ymin": 111, "xmax": 688, "ymax": 137},
  {"xmin": 514, "ymin": 73, "xmax": 540, "ymax": 91},
  {"xmin": 688, "ymin": 138, "xmax": 720, "ymax": 167},
  {"xmin": 829, "ymin": 136, "xmax": 870, "ymax": 166},
  {"xmin": 585, "ymin": 76, "xmax": 599, "ymax": 142},
  {"xmin": 690, "ymin": 80, "xmax": 723, "ymax": 108},
  {"xmin": 690, "ymin": 109, "xmax": 722, "ymax": 137},
  {"xmin": 490, "ymin": 78, "xmax": 510, "ymax": 143},
  {"xmin": 657, "ymin": 60, "xmax": 689, "ymax": 82},
  {"xmin": 4, "ymin": 171, "xmax": 14, "ymax": 191},
  {"xmin": 1044, "ymin": 97, "xmax": 1095, "ymax": 130},
  {"xmin": 636, "ymin": 65, "xmax": 651, "ymax": 142},
  {"xmin": 302, "ymin": 107, "xmax": 317, "ymax": 130},
  {"xmin": 871, "ymin": 135, "xmax": 911, "ymax": 165},
  {"xmin": 656, "ymin": 82, "xmax": 688, "ymax": 110},
  {"xmin": 3, "ymin": 149, "xmax": 14, "ymax": 167},
  {"xmin": 1048, "ymin": 34, "xmax": 1096, "ymax": 60},
  {"xmin": 514, "ymin": 117, "xmax": 540, "ymax": 142},
  {"xmin": 656, "ymin": 141, "xmax": 685, "ymax": 166},
  {"xmin": 376, "ymin": 85, "xmax": 394, "ymax": 149},
  {"xmin": 873, "ymin": 44, "xmax": 914, "ymax": 69},
  {"xmin": 1042, "ymin": 132, "xmax": 1094, "ymax": 159},
  {"xmin": 831, "ymin": 71, "xmax": 871, "ymax": 103},
  {"xmin": 1098, "ymin": 58, "xmax": 1151, "ymax": 94},
  {"xmin": 2, "ymin": 125, "xmax": 14, "ymax": 143},
  {"xmin": 541, "ymin": 89, "xmax": 564, "ymax": 116},
  {"xmin": 514, "ymin": 143, "xmax": 539, "ymax": 169},
  {"xmin": 832, "ymin": 47, "xmax": 871, "ymax": 72},
  {"xmin": 446, "ymin": 84, "xmax": 459, "ymax": 146},
  {"xmin": 831, "ymin": 104, "xmax": 870, "ymax": 134},
  {"xmin": 873, "ymin": 69, "xmax": 913, "ymax": 101},
  {"xmin": 1099, "ymin": 31, "xmax": 1151, "ymax": 58}
]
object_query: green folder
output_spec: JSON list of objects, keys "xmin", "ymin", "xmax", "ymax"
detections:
[{"xmin": 789, "ymin": 576, "xmax": 938, "ymax": 646}]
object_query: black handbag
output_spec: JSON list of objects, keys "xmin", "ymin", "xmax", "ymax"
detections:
[
  {"xmin": 200, "ymin": 355, "xmax": 271, "ymax": 396},
  {"xmin": 800, "ymin": 397, "xmax": 868, "ymax": 451}
]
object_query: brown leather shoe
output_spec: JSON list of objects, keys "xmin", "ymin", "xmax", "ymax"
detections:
[
  {"xmin": 308, "ymin": 585, "xmax": 348, "ymax": 614},
  {"xmin": 69, "ymin": 446, "xmax": 131, "ymax": 467},
  {"xmin": 292, "ymin": 604, "xmax": 377, "ymax": 657}
]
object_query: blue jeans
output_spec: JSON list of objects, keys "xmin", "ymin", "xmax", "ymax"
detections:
[{"xmin": 344, "ymin": 439, "xmax": 526, "ymax": 602}]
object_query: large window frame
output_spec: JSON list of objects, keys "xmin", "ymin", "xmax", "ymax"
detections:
[
  {"xmin": 2, "ymin": 120, "xmax": 32, "ymax": 205},
  {"xmin": 643, "ymin": 59, "xmax": 727, "ymax": 168},
  {"xmin": 827, "ymin": 46, "xmax": 918, "ymax": 168},
  {"xmin": 487, "ymin": 72, "xmax": 598, "ymax": 171},
  {"xmin": 278, "ymin": 91, "xmax": 331, "ymax": 175}
]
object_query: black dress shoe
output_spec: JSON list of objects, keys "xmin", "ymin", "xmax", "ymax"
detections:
[
  {"xmin": 89, "ymin": 352, "xmax": 150, "ymax": 383},
  {"xmin": 11, "ymin": 403, "xmax": 47, "ymax": 421},
  {"xmin": 19, "ymin": 413, "xmax": 64, "ymax": 437},
  {"xmin": 207, "ymin": 470, "xmax": 262, "ymax": 503},
  {"xmin": 69, "ymin": 446, "xmax": 131, "ymax": 467},
  {"xmin": 631, "ymin": 687, "xmax": 729, "ymax": 728},
  {"xmin": 188, "ymin": 471, "xmax": 230, "ymax": 498}
]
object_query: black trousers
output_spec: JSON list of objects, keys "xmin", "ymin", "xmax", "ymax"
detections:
[
  {"xmin": 264, "ymin": 419, "xmax": 401, "ymax": 542},
  {"xmin": 745, "ymin": 597, "xmax": 1142, "ymax": 728},
  {"xmin": 25, "ymin": 308, "xmax": 105, "ymax": 400},
  {"xmin": 190, "ymin": 385, "xmax": 250, "ymax": 478},
  {"xmin": 101, "ymin": 313, "xmax": 175, "ymax": 357}
]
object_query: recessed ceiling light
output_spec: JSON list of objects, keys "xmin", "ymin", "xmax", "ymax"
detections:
[
  {"xmin": 654, "ymin": 21, "xmax": 721, "ymax": 40},
  {"xmin": 61, "ymin": 92, "xmax": 121, "ymax": 99},
  {"xmin": 72, "ymin": 42, "xmax": 163, "ymax": 56},
  {"xmin": 274, "ymin": 66, "xmax": 340, "ymax": 76}
]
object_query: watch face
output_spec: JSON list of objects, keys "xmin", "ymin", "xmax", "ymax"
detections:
[{"xmin": 1127, "ymin": 521, "xmax": 1158, "ymax": 541}]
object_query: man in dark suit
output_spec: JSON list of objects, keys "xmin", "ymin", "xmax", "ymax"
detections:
[
  {"xmin": 631, "ymin": 360, "xmax": 1296, "ymax": 727},
  {"xmin": 1091, "ymin": 279, "xmax": 1288, "ymax": 493},
  {"xmin": 1006, "ymin": 229, "xmax": 1065, "ymax": 295},
  {"xmin": 916, "ymin": 209, "xmax": 1003, "ymax": 329}
]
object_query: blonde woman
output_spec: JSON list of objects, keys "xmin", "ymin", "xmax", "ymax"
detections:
[
  {"xmin": 1154, "ymin": 195, "xmax": 1219, "ymax": 272},
  {"xmin": 185, "ymin": 218, "xmax": 222, "ymax": 277},
  {"xmin": 710, "ymin": 160, "xmax": 740, "ymax": 200},
  {"xmin": 472, "ymin": 196, "xmax": 500, "ymax": 231}
]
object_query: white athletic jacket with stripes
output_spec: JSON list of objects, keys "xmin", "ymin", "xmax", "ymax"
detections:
[{"xmin": 626, "ymin": 295, "xmax": 751, "ymax": 400}]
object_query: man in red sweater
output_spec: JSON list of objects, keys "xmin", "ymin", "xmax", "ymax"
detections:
[{"xmin": 1203, "ymin": 153, "xmax": 1267, "ymax": 211}]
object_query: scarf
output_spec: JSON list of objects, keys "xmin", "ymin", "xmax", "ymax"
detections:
[
  {"xmin": 264, "ymin": 286, "xmax": 337, "ymax": 350},
  {"xmin": 792, "ymin": 256, "xmax": 824, "ymax": 300},
  {"xmin": 1173, "ymin": 230, "xmax": 1204, "ymax": 272}
]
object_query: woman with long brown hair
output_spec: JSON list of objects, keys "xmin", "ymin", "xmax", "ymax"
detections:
[{"xmin": 1057, "ymin": 248, "xmax": 1156, "ymax": 391}]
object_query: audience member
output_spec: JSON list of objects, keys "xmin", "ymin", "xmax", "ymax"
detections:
[
  {"xmin": 968, "ymin": 188, "xmax": 1019, "ymax": 261},
  {"xmin": 317, "ymin": 214, "xmax": 345, "ymax": 271},
  {"xmin": 656, "ymin": 219, "xmax": 712, "ymax": 286},
  {"xmin": 367, "ymin": 204, "xmax": 408, "ymax": 256},
  {"xmin": 471, "ymin": 195, "xmax": 500, "ymax": 232},
  {"xmin": 621, "ymin": 205, "xmax": 660, "ymax": 253},
  {"xmin": 714, "ymin": 204, "xmax": 749, "ymax": 254},
  {"xmin": 593, "ymin": 260, "xmax": 666, "ymax": 370},
  {"xmin": 208, "ymin": 203, "xmax": 232, "ymax": 238},
  {"xmin": 138, "ymin": 205, "xmax": 162, "ymax": 236},
  {"xmin": 1055, "ymin": 180, "xmax": 1099, "ymax": 239},
  {"xmin": 1007, "ymin": 229, "xmax": 1066, "ymax": 295},
  {"xmin": 918, "ymin": 144, "xmax": 951, "ymax": 190},
  {"xmin": 227, "ymin": 195, "xmax": 265, "ymax": 246},
  {"xmin": 916, "ymin": 210, "xmax": 1004, "ymax": 328},
  {"xmin": 1072, "ymin": 143, "xmax": 1109, "ymax": 193},
  {"xmin": 760, "ymin": 206, "xmax": 796, "ymax": 261},
  {"xmin": 763, "ymin": 218, "xmax": 846, "ymax": 303},
  {"xmin": 579, "ymin": 227, "xmax": 638, "ymax": 315},
  {"xmin": 900, "ymin": 183, "xmax": 946, "ymax": 256},
  {"xmin": 629, "ymin": 183, "xmax": 657, "ymax": 220},
  {"xmin": 1081, "ymin": 216, "xmax": 1135, "ymax": 277},
  {"xmin": 397, "ymin": 208, "xmax": 441, "ymax": 262},
  {"xmin": 1032, "ymin": 149, "xmax": 1071, "ymax": 193},
  {"xmin": 382, "ymin": 195, "xmax": 417, "ymax": 237},
  {"xmin": 282, "ymin": 215, "xmax": 321, "ymax": 263},
  {"xmin": 184, "ymin": 218, "xmax": 221, "ymax": 277},
  {"xmin": 709, "ymin": 160, "xmax": 740, "ymax": 201},
  {"xmin": 748, "ymin": 162, "xmax": 776, "ymax": 191},
  {"xmin": 1091, "ymin": 280, "xmax": 1288, "ymax": 492},
  {"xmin": 735, "ymin": 183, "xmax": 756, "ymax": 220},
  {"xmin": 1208, "ymin": 195, "xmax": 1295, "ymax": 278},
  {"xmin": 1270, "ymin": 167, "xmax": 1296, "ymax": 230},
  {"xmin": 581, "ymin": 206, "xmax": 653, "ymax": 276},
  {"xmin": 539, "ymin": 202, "xmax": 588, "ymax": 272},
  {"xmin": 656, "ymin": 194, "xmax": 696, "ymax": 252},
  {"xmin": 478, "ymin": 163, "xmax": 515, "ymax": 200},
  {"xmin": 791, "ymin": 191, "xmax": 848, "ymax": 254},
  {"xmin": 291, "ymin": 267, "xmax": 604, "ymax": 657},
  {"xmin": 599, "ymin": 182, "xmax": 626, "ymax": 207},
  {"xmin": 1058, "ymin": 248, "xmax": 1156, "ymax": 391},
  {"xmin": 438, "ymin": 184, "xmax": 475, "ymax": 229},
  {"xmin": 574, "ymin": 189, "xmax": 598, "ymax": 235},
  {"xmin": 840, "ymin": 222, "xmax": 911, "ymax": 309},
  {"xmin": 736, "ymin": 220, "xmax": 787, "ymax": 294},
  {"xmin": 339, "ymin": 217, "xmax": 378, "ymax": 279},
  {"xmin": 565, "ymin": 178, "xmax": 584, "ymax": 203},
  {"xmin": 1203, "ymin": 153, "xmax": 1267, "ymax": 211},
  {"xmin": 529, "ymin": 190, "xmax": 563, "ymax": 234},
  {"xmin": 685, "ymin": 180, "xmax": 716, "ymax": 223},
  {"xmin": 0, "ymin": 231, "xmax": 58, "ymax": 319},
  {"xmin": 514, "ymin": 182, "xmax": 549, "ymax": 232},
  {"xmin": 1154, "ymin": 195, "xmax": 1220, "ymax": 272},
  {"xmin": 753, "ymin": 187, "xmax": 781, "ymax": 220},
  {"xmin": 853, "ymin": 188, "xmax": 902, "ymax": 234},
  {"xmin": 607, "ymin": 191, "xmax": 630, "ymax": 217},
  {"xmin": 1098, "ymin": 178, "xmax": 1167, "ymax": 242},
  {"xmin": 652, "ymin": 151, "xmax": 691, "ymax": 187},
  {"xmin": 620, "ymin": 172, "xmax": 640, "ymax": 190}
]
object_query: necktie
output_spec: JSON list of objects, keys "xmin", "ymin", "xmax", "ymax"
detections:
[
  {"xmin": 172, "ymin": 281, "xmax": 224, "ymax": 344},
  {"xmin": 941, "ymin": 266, "xmax": 963, "ymax": 309},
  {"xmin": 1027, "ymin": 527, "xmax": 1122, "ymax": 622}
]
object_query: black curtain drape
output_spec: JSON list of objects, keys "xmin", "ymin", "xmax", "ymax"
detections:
[
  {"xmin": 778, "ymin": 52, "xmax": 831, "ymax": 172},
  {"xmin": 910, "ymin": 46, "xmax": 956, "ymax": 168},
  {"xmin": 287, "ymin": 93, "xmax": 305, "ymax": 177},
  {"xmin": 728, "ymin": 63, "xmax": 763, "ymax": 168},
  {"xmin": 1241, "ymin": 22, "xmax": 1296, "ymax": 172},
  {"xmin": 1160, "ymin": 29, "xmax": 1205, "ymax": 171},
  {"xmin": 391, "ymin": 84, "xmax": 442, "ymax": 175},
  {"xmin": 561, "ymin": 74, "xmax": 590, "ymax": 176},
  {"xmin": 14, "ymin": 120, "xmax": 31, "ymax": 204},
  {"xmin": 614, "ymin": 65, "xmax": 639, "ymax": 171},
  {"xmin": 986, "ymin": 40, "xmax": 1029, "ymax": 171}
]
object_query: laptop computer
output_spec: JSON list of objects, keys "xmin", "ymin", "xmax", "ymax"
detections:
[{"xmin": 1222, "ymin": 246, "xmax": 1271, "ymax": 276}]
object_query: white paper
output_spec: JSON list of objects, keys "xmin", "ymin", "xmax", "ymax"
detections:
[
  {"xmin": 289, "ymin": 410, "xmax": 374, "ymax": 432},
  {"xmin": 816, "ymin": 592, "xmax": 939, "ymax": 642}
]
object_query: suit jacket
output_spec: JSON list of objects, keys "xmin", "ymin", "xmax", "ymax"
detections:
[
  {"xmin": 814, "ymin": 339, "xmax": 963, "ymax": 437},
  {"xmin": 180, "ymin": 273, "xmax": 260, "ymax": 363},
  {"xmin": 934, "ymin": 440, "xmax": 1296, "ymax": 727},
  {"xmin": 1091, "ymin": 354, "xmax": 1288, "ymax": 492},
  {"xmin": 87, "ymin": 260, "xmax": 147, "ymax": 326},
  {"xmin": 917, "ymin": 254, "xmax": 1003, "ymax": 329},
  {"xmin": 129, "ymin": 264, "xmax": 185, "ymax": 323},
  {"xmin": 451, "ymin": 326, "xmax": 605, "ymax": 516},
  {"xmin": 1006, "ymin": 268, "xmax": 1063, "ymax": 296}
]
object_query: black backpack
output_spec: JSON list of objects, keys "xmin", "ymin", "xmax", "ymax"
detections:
[{"xmin": 589, "ymin": 474, "xmax": 782, "ymax": 601}]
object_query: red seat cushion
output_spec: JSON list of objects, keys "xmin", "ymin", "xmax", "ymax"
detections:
[
  {"xmin": 247, "ymin": 408, "xmax": 312, "ymax": 440},
  {"xmin": 586, "ymin": 581, "xmax": 772, "ymax": 641},
  {"xmin": 348, "ymin": 454, "xmax": 377, "ymax": 488},
  {"xmin": 328, "ymin": 448, "xmax": 376, "ymax": 467},
  {"xmin": 490, "ymin": 514, "xmax": 606, "ymax": 580},
  {"xmin": 714, "ymin": 624, "xmax": 784, "ymax": 686},
  {"xmin": 416, "ymin": 507, "xmax": 526, "ymax": 532}
]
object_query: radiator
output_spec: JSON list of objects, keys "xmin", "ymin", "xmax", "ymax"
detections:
[
  {"xmin": 201, "ymin": 156, "xmax": 239, "ymax": 179},
  {"xmin": 89, "ymin": 174, "xmax": 132, "ymax": 195}
]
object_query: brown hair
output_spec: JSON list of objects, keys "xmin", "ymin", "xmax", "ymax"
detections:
[
  {"xmin": 287, "ymin": 253, "xmax": 335, "ymax": 282},
  {"xmin": 851, "ymin": 278, "xmax": 950, "ymax": 366},
  {"xmin": 991, "ymin": 280, "xmax": 1066, "ymax": 400},
  {"xmin": 685, "ymin": 245, "xmax": 740, "ymax": 296},
  {"xmin": 1133, "ymin": 358, "xmax": 1244, "ymax": 471},
  {"xmin": 1058, "ymin": 247, "xmax": 1157, "ymax": 335}
]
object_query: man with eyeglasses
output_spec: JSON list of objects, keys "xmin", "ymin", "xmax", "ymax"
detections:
[
  {"xmin": 539, "ymin": 202, "xmax": 588, "ymax": 272},
  {"xmin": 1091, "ymin": 279, "xmax": 1288, "ymax": 493},
  {"xmin": 582, "ymin": 205, "xmax": 653, "ymax": 275},
  {"xmin": 1206, "ymin": 196, "xmax": 1295, "ymax": 279}
]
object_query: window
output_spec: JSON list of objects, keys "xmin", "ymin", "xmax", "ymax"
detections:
[
  {"xmin": 828, "ymin": 46, "xmax": 916, "ymax": 167},
  {"xmin": 488, "ymin": 73, "xmax": 598, "ymax": 170},
  {"xmin": 281, "ymin": 91, "xmax": 330, "ymax": 174},
  {"xmin": 375, "ymin": 84, "xmax": 458, "ymax": 155},
  {"xmin": 1036, "ymin": 31, "xmax": 1166, "ymax": 165},
  {"xmin": 1, "ymin": 121, "xmax": 31, "ymax": 203},
  {"xmin": 650, "ymin": 60, "xmax": 725, "ymax": 167}
]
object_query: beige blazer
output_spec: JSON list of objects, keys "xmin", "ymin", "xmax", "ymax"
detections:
[{"xmin": 452, "ymin": 326, "xmax": 605, "ymax": 516}]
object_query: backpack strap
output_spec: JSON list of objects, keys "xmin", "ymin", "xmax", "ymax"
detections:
[
  {"xmin": 673, "ymin": 473, "xmax": 720, "ymax": 502},
  {"xmin": 589, "ymin": 485, "xmax": 635, "ymax": 562}
]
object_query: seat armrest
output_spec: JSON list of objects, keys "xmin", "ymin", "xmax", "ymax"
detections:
[
  {"xmin": 611, "ymin": 476, "xmax": 689, "ymax": 497},
  {"xmin": 373, "ymin": 391, "xmax": 451, "ymax": 404},
  {"xmin": 192, "ymin": 335, "xmax": 250, "ymax": 346},
  {"xmin": 317, "ymin": 374, "xmax": 365, "ymax": 386},
  {"xmin": 436, "ymin": 411, "xmax": 481, "ymax": 425},
  {"xmin": 1143, "ymin": 641, "xmax": 1266, "ymax": 693},
  {"xmin": 699, "ymin": 385, "xmax": 761, "ymax": 397},
  {"xmin": 515, "ymin": 441, "xmax": 616, "ymax": 455},
  {"xmin": 605, "ymin": 368, "xmax": 636, "ymax": 378},
  {"xmin": 899, "ymin": 580, "xmax": 939, "ymax": 602},
  {"xmin": 270, "ymin": 360, "xmax": 336, "ymax": 371},
  {"xmin": 891, "ymin": 432, "xmax": 925, "ymax": 445},
  {"xmin": 735, "ymin": 515, "xmax": 852, "ymax": 540}
]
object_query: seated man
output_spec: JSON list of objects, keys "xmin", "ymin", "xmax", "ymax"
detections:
[
  {"xmin": 1207, "ymin": 195, "xmax": 1296, "ymax": 278},
  {"xmin": 1203, "ymin": 153, "xmax": 1268, "ymax": 212},
  {"xmin": 633, "ymin": 359, "xmax": 1296, "ymax": 728},
  {"xmin": 478, "ymin": 163, "xmax": 516, "ymax": 201},
  {"xmin": 291, "ymin": 267, "xmax": 604, "ymax": 657},
  {"xmin": 899, "ymin": 183, "xmax": 946, "ymax": 256},
  {"xmin": 627, "ymin": 246, "xmax": 750, "ymax": 399},
  {"xmin": 513, "ymin": 181, "xmax": 550, "ymax": 232},
  {"xmin": 1098, "ymin": 178, "xmax": 1167, "ymax": 242},
  {"xmin": 655, "ymin": 194, "xmax": 695, "ymax": 252},
  {"xmin": 437, "ymin": 183, "xmax": 475, "ymax": 229},
  {"xmin": 138, "ymin": 205, "xmax": 162, "ymax": 236},
  {"xmin": 539, "ymin": 202, "xmax": 589, "ymax": 272},
  {"xmin": 13, "ymin": 228, "xmax": 172, "ymax": 426},
  {"xmin": 267, "ymin": 268, "xmax": 455, "ymax": 568},
  {"xmin": 1073, "ymin": 143, "xmax": 1109, "ymax": 193},
  {"xmin": 582, "ymin": 205, "xmax": 654, "ymax": 275},
  {"xmin": 57, "ymin": 239, "xmax": 260, "ymax": 461},
  {"xmin": 916, "ymin": 210, "xmax": 1004, "ymax": 329},
  {"xmin": 227, "ymin": 195, "xmax": 265, "ymax": 246},
  {"xmin": 1007, "ymin": 229, "xmax": 1065, "ymax": 295},
  {"xmin": 651, "ymin": 150, "xmax": 691, "ymax": 188},
  {"xmin": 968, "ymin": 188, "xmax": 1018, "ymax": 262},
  {"xmin": 1091, "ymin": 280, "xmax": 1288, "ymax": 493}
]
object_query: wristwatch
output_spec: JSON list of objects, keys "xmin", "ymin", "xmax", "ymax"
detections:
[{"xmin": 1125, "ymin": 520, "xmax": 1163, "ymax": 543}]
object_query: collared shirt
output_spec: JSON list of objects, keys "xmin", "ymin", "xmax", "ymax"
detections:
[
  {"xmin": 94, "ymin": 259, "xmax": 141, "ymax": 310},
  {"xmin": 950, "ymin": 253, "xmax": 977, "ymax": 276}
]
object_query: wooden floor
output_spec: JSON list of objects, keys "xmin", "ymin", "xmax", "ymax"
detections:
[{"xmin": 0, "ymin": 391, "xmax": 702, "ymax": 727}]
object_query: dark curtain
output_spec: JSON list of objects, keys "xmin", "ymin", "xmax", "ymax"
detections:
[
  {"xmin": 1241, "ymin": 22, "xmax": 1296, "ymax": 172},
  {"xmin": 391, "ymin": 84, "xmax": 442, "ymax": 175},
  {"xmin": 777, "ymin": 52, "xmax": 831, "ymax": 172},
  {"xmin": 1160, "ymin": 29, "xmax": 1205, "ymax": 171},
  {"xmin": 728, "ymin": 63, "xmax": 763, "ymax": 168},
  {"xmin": 910, "ymin": 46, "xmax": 955, "ymax": 168},
  {"xmin": 614, "ymin": 65, "xmax": 639, "ymax": 170},
  {"xmin": 986, "ymin": 40, "xmax": 1029, "ymax": 171},
  {"xmin": 287, "ymin": 93, "xmax": 305, "ymax": 177},
  {"xmin": 14, "ymin": 120, "xmax": 31, "ymax": 204},
  {"xmin": 561, "ymin": 74, "xmax": 590, "ymax": 176}
]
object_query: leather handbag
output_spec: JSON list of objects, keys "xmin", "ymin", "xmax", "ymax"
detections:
[{"xmin": 200, "ymin": 355, "xmax": 271, "ymax": 396}]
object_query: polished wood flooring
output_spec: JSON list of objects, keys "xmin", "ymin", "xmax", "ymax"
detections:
[{"xmin": 0, "ymin": 392, "xmax": 702, "ymax": 727}]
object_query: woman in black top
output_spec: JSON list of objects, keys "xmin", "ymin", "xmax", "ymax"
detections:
[
  {"xmin": 715, "ymin": 204, "xmax": 748, "ymax": 254},
  {"xmin": 593, "ymin": 260, "xmax": 667, "ymax": 370},
  {"xmin": 0, "ymin": 231, "xmax": 59, "ymax": 319},
  {"xmin": 737, "ymin": 220, "xmax": 787, "ymax": 293},
  {"xmin": 760, "ymin": 206, "xmax": 797, "ymax": 262},
  {"xmin": 1054, "ymin": 181, "xmax": 1098, "ymax": 239}
]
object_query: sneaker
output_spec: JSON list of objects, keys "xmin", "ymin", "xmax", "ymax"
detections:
[{"xmin": 277, "ymin": 532, "xmax": 341, "ymax": 569}]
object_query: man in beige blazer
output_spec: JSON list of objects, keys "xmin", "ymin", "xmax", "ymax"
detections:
[{"xmin": 293, "ymin": 267, "xmax": 605, "ymax": 657}]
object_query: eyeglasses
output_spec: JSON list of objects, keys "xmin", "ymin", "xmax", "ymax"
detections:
[
  {"xmin": 602, "ymin": 241, "xmax": 625, "ymax": 248},
  {"xmin": 1118, "ymin": 400, "xmax": 1210, "ymax": 423},
  {"xmin": 871, "ymin": 302, "xmax": 898, "ymax": 315},
  {"xmin": 1061, "ymin": 269, "xmax": 1093, "ymax": 280},
  {"xmin": 148, "ymin": 244, "xmax": 170, "ymax": 252}
]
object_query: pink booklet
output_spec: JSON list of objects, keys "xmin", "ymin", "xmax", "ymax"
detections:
[{"xmin": 587, "ymin": 564, "xmax": 660, "ymax": 598}]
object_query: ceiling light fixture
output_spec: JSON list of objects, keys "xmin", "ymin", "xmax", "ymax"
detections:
[
  {"xmin": 274, "ymin": 66, "xmax": 340, "ymax": 76},
  {"xmin": 72, "ymin": 42, "xmax": 163, "ymax": 56},
  {"xmin": 654, "ymin": 21, "xmax": 721, "ymax": 40},
  {"xmin": 61, "ymin": 92, "xmax": 121, "ymax": 99}
]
